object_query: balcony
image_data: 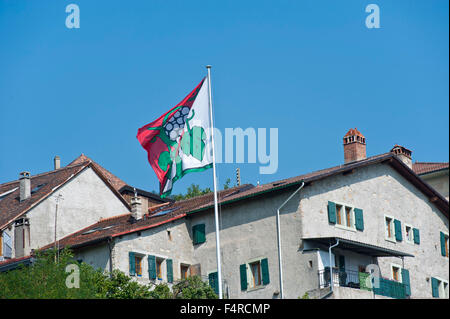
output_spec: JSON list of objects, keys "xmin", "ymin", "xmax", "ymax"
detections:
[{"xmin": 318, "ymin": 267, "xmax": 407, "ymax": 299}]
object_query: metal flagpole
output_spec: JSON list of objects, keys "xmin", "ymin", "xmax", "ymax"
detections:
[{"xmin": 206, "ymin": 65, "xmax": 223, "ymax": 299}]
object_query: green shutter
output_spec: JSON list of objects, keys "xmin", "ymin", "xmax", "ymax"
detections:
[
  {"xmin": 193, "ymin": 224, "xmax": 206, "ymax": 245},
  {"xmin": 240, "ymin": 264, "xmax": 248, "ymax": 291},
  {"xmin": 327, "ymin": 201, "xmax": 336, "ymax": 224},
  {"xmin": 402, "ymin": 269, "xmax": 411, "ymax": 296},
  {"xmin": 166, "ymin": 259, "xmax": 173, "ymax": 283},
  {"xmin": 261, "ymin": 258, "xmax": 270, "ymax": 285},
  {"xmin": 354, "ymin": 208, "xmax": 364, "ymax": 231},
  {"xmin": 394, "ymin": 219, "xmax": 402, "ymax": 241},
  {"xmin": 431, "ymin": 277, "xmax": 439, "ymax": 298},
  {"xmin": 413, "ymin": 228, "xmax": 420, "ymax": 244},
  {"xmin": 440, "ymin": 232, "xmax": 446, "ymax": 256},
  {"xmin": 209, "ymin": 272, "xmax": 218, "ymax": 295},
  {"xmin": 148, "ymin": 255, "xmax": 156, "ymax": 280},
  {"xmin": 129, "ymin": 252, "xmax": 135, "ymax": 276}
]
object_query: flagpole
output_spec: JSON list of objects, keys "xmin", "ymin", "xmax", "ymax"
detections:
[{"xmin": 206, "ymin": 65, "xmax": 223, "ymax": 299}]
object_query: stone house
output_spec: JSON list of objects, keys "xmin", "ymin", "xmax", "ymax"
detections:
[{"xmin": 5, "ymin": 129, "xmax": 446, "ymax": 299}]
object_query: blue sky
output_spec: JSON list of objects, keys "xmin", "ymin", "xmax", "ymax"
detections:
[{"xmin": 0, "ymin": 0, "xmax": 448, "ymax": 196}]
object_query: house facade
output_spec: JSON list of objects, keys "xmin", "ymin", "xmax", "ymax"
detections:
[{"xmin": 16, "ymin": 129, "xmax": 447, "ymax": 299}]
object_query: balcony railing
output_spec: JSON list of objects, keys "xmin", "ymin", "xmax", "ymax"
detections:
[{"xmin": 318, "ymin": 267, "xmax": 407, "ymax": 299}]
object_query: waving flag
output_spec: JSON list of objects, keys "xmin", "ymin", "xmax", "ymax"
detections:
[{"xmin": 137, "ymin": 78, "xmax": 213, "ymax": 197}]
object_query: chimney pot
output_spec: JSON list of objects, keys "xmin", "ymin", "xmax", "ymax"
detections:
[
  {"xmin": 54, "ymin": 156, "xmax": 61, "ymax": 170},
  {"xmin": 343, "ymin": 128, "xmax": 367, "ymax": 163},
  {"xmin": 390, "ymin": 145, "xmax": 413, "ymax": 169},
  {"xmin": 131, "ymin": 189, "xmax": 143, "ymax": 220},
  {"xmin": 19, "ymin": 172, "xmax": 31, "ymax": 202}
]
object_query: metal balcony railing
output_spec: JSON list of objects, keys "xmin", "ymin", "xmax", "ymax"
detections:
[{"xmin": 318, "ymin": 267, "xmax": 407, "ymax": 299}]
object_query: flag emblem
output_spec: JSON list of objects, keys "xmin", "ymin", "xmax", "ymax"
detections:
[{"xmin": 137, "ymin": 78, "xmax": 213, "ymax": 197}]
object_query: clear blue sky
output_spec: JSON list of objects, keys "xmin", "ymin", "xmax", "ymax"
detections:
[{"xmin": 0, "ymin": 0, "xmax": 448, "ymax": 196}]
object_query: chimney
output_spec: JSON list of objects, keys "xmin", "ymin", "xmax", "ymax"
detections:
[
  {"xmin": 343, "ymin": 128, "xmax": 367, "ymax": 163},
  {"xmin": 391, "ymin": 145, "xmax": 412, "ymax": 169},
  {"xmin": 54, "ymin": 156, "xmax": 61, "ymax": 170},
  {"xmin": 14, "ymin": 217, "xmax": 30, "ymax": 258},
  {"xmin": 19, "ymin": 172, "xmax": 31, "ymax": 202},
  {"xmin": 131, "ymin": 188, "xmax": 143, "ymax": 220}
]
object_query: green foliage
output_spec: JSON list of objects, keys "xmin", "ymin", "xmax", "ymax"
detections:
[
  {"xmin": 172, "ymin": 276, "xmax": 218, "ymax": 299},
  {"xmin": 171, "ymin": 184, "xmax": 212, "ymax": 201},
  {"xmin": 0, "ymin": 248, "xmax": 217, "ymax": 299},
  {"xmin": 300, "ymin": 292, "xmax": 309, "ymax": 299}
]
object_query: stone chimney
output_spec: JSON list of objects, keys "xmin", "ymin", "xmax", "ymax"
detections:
[
  {"xmin": 391, "ymin": 145, "xmax": 412, "ymax": 169},
  {"xmin": 14, "ymin": 217, "xmax": 30, "ymax": 258},
  {"xmin": 54, "ymin": 156, "xmax": 61, "ymax": 170},
  {"xmin": 131, "ymin": 188, "xmax": 143, "ymax": 220},
  {"xmin": 343, "ymin": 128, "xmax": 367, "ymax": 163},
  {"xmin": 19, "ymin": 172, "xmax": 31, "ymax": 202}
]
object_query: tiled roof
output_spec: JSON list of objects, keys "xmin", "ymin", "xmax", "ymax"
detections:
[
  {"xmin": 412, "ymin": 162, "xmax": 449, "ymax": 175},
  {"xmin": 0, "ymin": 162, "xmax": 91, "ymax": 229},
  {"xmin": 14, "ymin": 152, "xmax": 449, "ymax": 255},
  {"xmin": 344, "ymin": 128, "xmax": 365, "ymax": 138},
  {"xmin": 0, "ymin": 157, "xmax": 132, "ymax": 230},
  {"xmin": 67, "ymin": 154, "xmax": 127, "ymax": 191}
]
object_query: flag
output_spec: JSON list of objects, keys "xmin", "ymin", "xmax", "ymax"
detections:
[{"xmin": 137, "ymin": 78, "xmax": 213, "ymax": 197}]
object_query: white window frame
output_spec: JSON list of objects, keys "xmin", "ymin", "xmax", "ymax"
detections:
[
  {"xmin": 390, "ymin": 263, "xmax": 403, "ymax": 282},
  {"xmin": 334, "ymin": 202, "xmax": 356, "ymax": 232},
  {"xmin": 433, "ymin": 276, "xmax": 449, "ymax": 299},
  {"xmin": 245, "ymin": 256, "xmax": 266, "ymax": 291},
  {"xmin": 384, "ymin": 214, "xmax": 396, "ymax": 243},
  {"xmin": 404, "ymin": 223, "xmax": 414, "ymax": 245}
]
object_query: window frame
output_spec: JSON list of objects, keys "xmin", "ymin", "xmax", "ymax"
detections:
[
  {"xmin": 404, "ymin": 223, "xmax": 414, "ymax": 245},
  {"xmin": 443, "ymin": 231, "xmax": 449, "ymax": 258},
  {"xmin": 390, "ymin": 263, "xmax": 402, "ymax": 282},
  {"xmin": 244, "ymin": 257, "xmax": 267, "ymax": 291},
  {"xmin": 135, "ymin": 255, "xmax": 143, "ymax": 277},
  {"xmin": 384, "ymin": 215, "xmax": 396, "ymax": 243},
  {"xmin": 180, "ymin": 263, "xmax": 190, "ymax": 280},
  {"xmin": 333, "ymin": 202, "xmax": 356, "ymax": 232},
  {"xmin": 433, "ymin": 276, "xmax": 449, "ymax": 299}
]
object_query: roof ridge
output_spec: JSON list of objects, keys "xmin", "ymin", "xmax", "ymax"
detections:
[
  {"xmin": 98, "ymin": 213, "xmax": 131, "ymax": 223},
  {"xmin": 0, "ymin": 162, "xmax": 89, "ymax": 188}
]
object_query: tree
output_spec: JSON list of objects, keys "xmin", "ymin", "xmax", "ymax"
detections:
[{"xmin": 0, "ymin": 248, "xmax": 217, "ymax": 299}]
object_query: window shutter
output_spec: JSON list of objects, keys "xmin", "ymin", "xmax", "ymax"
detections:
[
  {"xmin": 354, "ymin": 208, "xmax": 364, "ymax": 231},
  {"xmin": 327, "ymin": 201, "xmax": 336, "ymax": 224},
  {"xmin": 402, "ymin": 269, "xmax": 411, "ymax": 296},
  {"xmin": 394, "ymin": 219, "xmax": 402, "ymax": 241},
  {"xmin": 166, "ymin": 259, "xmax": 173, "ymax": 283},
  {"xmin": 208, "ymin": 272, "xmax": 219, "ymax": 295},
  {"xmin": 431, "ymin": 277, "xmax": 439, "ymax": 298},
  {"xmin": 440, "ymin": 232, "xmax": 446, "ymax": 256},
  {"xmin": 193, "ymin": 224, "xmax": 206, "ymax": 245},
  {"xmin": 148, "ymin": 255, "xmax": 156, "ymax": 280},
  {"xmin": 240, "ymin": 264, "xmax": 248, "ymax": 291},
  {"xmin": 413, "ymin": 228, "xmax": 420, "ymax": 244},
  {"xmin": 129, "ymin": 252, "xmax": 136, "ymax": 276},
  {"xmin": 261, "ymin": 258, "xmax": 270, "ymax": 285}
]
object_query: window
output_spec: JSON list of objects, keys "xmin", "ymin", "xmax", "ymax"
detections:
[
  {"xmin": 135, "ymin": 256, "xmax": 143, "ymax": 276},
  {"xmin": 441, "ymin": 232, "xmax": 449, "ymax": 258},
  {"xmin": 385, "ymin": 216, "xmax": 395, "ymax": 241},
  {"xmin": 240, "ymin": 258, "xmax": 270, "ymax": 291},
  {"xmin": 432, "ymin": 277, "xmax": 449, "ymax": 298},
  {"xmin": 180, "ymin": 264, "xmax": 190, "ymax": 280},
  {"xmin": 336, "ymin": 204, "xmax": 343, "ymax": 225},
  {"xmin": 391, "ymin": 265, "xmax": 401, "ymax": 282},
  {"xmin": 192, "ymin": 224, "xmax": 206, "ymax": 245},
  {"xmin": 335, "ymin": 203, "xmax": 355, "ymax": 229},
  {"xmin": 156, "ymin": 258, "xmax": 163, "ymax": 280},
  {"xmin": 405, "ymin": 224, "xmax": 413, "ymax": 244},
  {"xmin": 249, "ymin": 260, "xmax": 262, "ymax": 288}
]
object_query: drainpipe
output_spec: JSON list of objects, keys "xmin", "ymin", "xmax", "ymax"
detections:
[
  {"xmin": 107, "ymin": 237, "xmax": 114, "ymax": 277},
  {"xmin": 329, "ymin": 239, "xmax": 339, "ymax": 292},
  {"xmin": 276, "ymin": 181, "xmax": 305, "ymax": 299}
]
